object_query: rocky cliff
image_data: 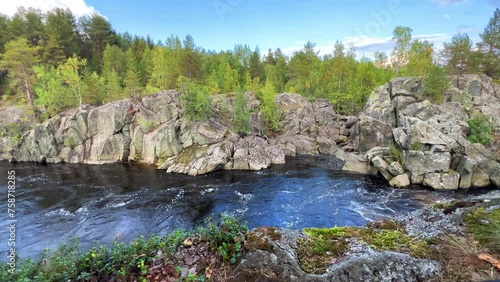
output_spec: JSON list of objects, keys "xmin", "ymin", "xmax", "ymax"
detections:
[
  {"xmin": 1, "ymin": 74, "xmax": 499, "ymax": 189},
  {"xmin": 344, "ymin": 74, "xmax": 500, "ymax": 189},
  {"xmin": 0, "ymin": 91, "xmax": 353, "ymax": 176}
]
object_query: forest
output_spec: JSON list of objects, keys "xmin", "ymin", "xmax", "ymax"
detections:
[{"xmin": 0, "ymin": 7, "xmax": 499, "ymax": 126}]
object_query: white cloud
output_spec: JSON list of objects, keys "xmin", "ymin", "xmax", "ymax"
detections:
[
  {"xmin": 282, "ymin": 33, "xmax": 451, "ymax": 59},
  {"xmin": 431, "ymin": 0, "xmax": 467, "ymax": 6},
  {"xmin": 444, "ymin": 14, "xmax": 451, "ymax": 19},
  {"xmin": 1, "ymin": 0, "xmax": 98, "ymax": 17}
]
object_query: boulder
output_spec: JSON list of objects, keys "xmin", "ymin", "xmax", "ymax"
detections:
[
  {"xmin": 403, "ymin": 151, "xmax": 451, "ymax": 184},
  {"xmin": 389, "ymin": 173, "xmax": 411, "ymax": 188},
  {"xmin": 363, "ymin": 84, "xmax": 396, "ymax": 126},
  {"xmin": 456, "ymin": 156, "xmax": 474, "ymax": 189},
  {"xmin": 326, "ymin": 251, "xmax": 441, "ymax": 282},
  {"xmin": 423, "ymin": 172, "xmax": 460, "ymax": 190},
  {"xmin": 387, "ymin": 161, "xmax": 405, "ymax": 176},
  {"xmin": 228, "ymin": 136, "xmax": 285, "ymax": 171},
  {"xmin": 358, "ymin": 115, "xmax": 393, "ymax": 152},
  {"xmin": 159, "ymin": 142, "xmax": 233, "ymax": 176},
  {"xmin": 491, "ymin": 170, "xmax": 500, "ymax": 187},
  {"xmin": 343, "ymin": 153, "xmax": 377, "ymax": 175},
  {"xmin": 371, "ymin": 155, "xmax": 393, "ymax": 181},
  {"xmin": 471, "ymin": 168, "xmax": 491, "ymax": 188}
]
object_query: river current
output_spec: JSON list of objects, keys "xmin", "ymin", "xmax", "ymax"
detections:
[{"xmin": 0, "ymin": 156, "xmax": 472, "ymax": 259}]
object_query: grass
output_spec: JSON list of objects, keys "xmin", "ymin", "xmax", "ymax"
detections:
[
  {"xmin": 0, "ymin": 214, "xmax": 248, "ymax": 282},
  {"xmin": 427, "ymin": 206, "xmax": 500, "ymax": 282},
  {"xmin": 297, "ymin": 220, "xmax": 431, "ymax": 274}
]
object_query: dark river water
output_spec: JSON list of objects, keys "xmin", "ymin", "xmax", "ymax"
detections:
[{"xmin": 0, "ymin": 156, "xmax": 475, "ymax": 259}]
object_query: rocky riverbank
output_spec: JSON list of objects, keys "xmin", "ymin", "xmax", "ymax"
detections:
[
  {"xmin": 0, "ymin": 74, "xmax": 499, "ymax": 190},
  {"xmin": 229, "ymin": 190, "xmax": 500, "ymax": 281}
]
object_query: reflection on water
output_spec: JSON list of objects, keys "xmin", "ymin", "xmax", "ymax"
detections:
[{"xmin": 0, "ymin": 156, "xmax": 479, "ymax": 259}]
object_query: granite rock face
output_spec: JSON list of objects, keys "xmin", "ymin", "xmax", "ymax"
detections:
[{"xmin": 345, "ymin": 75, "xmax": 500, "ymax": 190}]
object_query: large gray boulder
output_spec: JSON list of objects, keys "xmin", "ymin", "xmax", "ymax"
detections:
[
  {"xmin": 423, "ymin": 171, "xmax": 460, "ymax": 190},
  {"xmin": 403, "ymin": 151, "xmax": 451, "ymax": 184},
  {"xmin": 326, "ymin": 251, "xmax": 441, "ymax": 282},
  {"xmin": 226, "ymin": 136, "xmax": 285, "ymax": 171},
  {"xmin": 357, "ymin": 115, "xmax": 393, "ymax": 152},
  {"xmin": 343, "ymin": 153, "xmax": 378, "ymax": 175},
  {"xmin": 159, "ymin": 142, "xmax": 233, "ymax": 176}
]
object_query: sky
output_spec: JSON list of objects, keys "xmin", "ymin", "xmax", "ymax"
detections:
[{"xmin": 1, "ymin": 0, "xmax": 498, "ymax": 58}]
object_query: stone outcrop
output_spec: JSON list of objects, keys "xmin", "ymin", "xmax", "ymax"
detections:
[
  {"xmin": 1, "ymin": 74, "xmax": 499, "ymax": 187},
  {"xmin": 345, "ymin": 74, "xmax": 500, "ymax": 190},
  {"xmin": 0, "ymin": 90, "xmax": 349, "ymax": 176}
]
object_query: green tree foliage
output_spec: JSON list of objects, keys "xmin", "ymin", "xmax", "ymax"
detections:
[
  {"xmin": 478, "ymin": 8, "xmax": 500, "ymax": 79},
  {"xmin": 405, "ymin": 40, "xmax": 434, "ymax": 76},
  {"xmin": 423, "ymin": 66, "xmax": 450, "ymax": 104},
  {"xmin": 0, "ymin": 38, "xmax": 40, "ymax": 106},
  {"xmin": 80, "ymin": 14, "xmax": 118, "ymax": 72},
  {"xmin": 391, "ymin": 26, "xmax": 413, "ymax": 75},
  {"xmin": 57, "ymin": 55, "xmax": 87, "ymax": 107},
  {"xmin": 8, "ymin": 7, "xmax": 44, "ymax": 46},
  {"xmin": 43, "ymin": 8, "xmax": 80, "ymax": 66},
  {"xmin": 259, "ymin": 80, "xmax": 280, "ymax": 133},
  {"xmin": 33, "ymin": 66, "xmax": 69, "ymax": 118},
  {"xmin": 466, "ymin": 113, "xmax": 494, "ymax": 146},
  {"xmin": 178, "ymin": 76, "xmax": 212, "ymax": 122},
  {"xmin": 232, "ymin": 91, "xmax": 251, "ymax": 135},
  {"xmin": 124, "ymin": 49, "xmax": 143, "ymax": 99},
  {"xmin": 443, "ymin": 32, "xmax": 474, "ymax": 75},
  {"xmin": 179, "ymin": 35, "xmax": 202, "ymax": 80},
  {"xmin": 1, "ymin": 6, "xmax": 499, "ymax": 121}
]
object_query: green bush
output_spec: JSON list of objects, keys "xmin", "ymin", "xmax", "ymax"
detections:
[
  {"xmin": 259, "ymin": 81, "xmax": 280, "ymax": 133},
  {"xmin": 178, "ymin": 76, "xmax": 212, "ymax": 122},
  {"xmin": 423, "ymin": 66, "xmax": 450, "ymax": 104},
  {"xmin": 232, "ymin": 91, "xmax": 251, "ymax": 135},
  {"xmin": 0, "ymin": 215, "xmax": 247, "ymax": 281},
  {"xmin": 466, "ymin": 113, "xmax": 494, "ymax": 146}
]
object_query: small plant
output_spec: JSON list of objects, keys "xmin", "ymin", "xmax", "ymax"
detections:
[
  {"xmin": 466, "ymin": 113, "xmax": 494, "ymax": 146},
  {"xmin": 232, "ymin": 91, "xmax": 251, "ymax": 136},
  {"xmin": 422, "ymin": 66, "xmax": 450, "ymax": 104},
  {"xmin": 465, "ymin": 207, "xmax": 500, "ymax": 253},
  {"xmin": 137, "ymin": 116, "xmax": 155, "ymax": 132},
  {"xmin": 178, "ymin": 76, "xmax": 213, "ymax": 122}
]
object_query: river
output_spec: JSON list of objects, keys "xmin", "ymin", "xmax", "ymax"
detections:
[{"xmin": 0, "ymin": 156, "xmax": 472, "ymax": 259}]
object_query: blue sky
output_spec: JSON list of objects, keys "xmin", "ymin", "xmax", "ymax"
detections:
[{"xmin": 4, "ymin": 0, "xmax": 499, "ymax": 57}]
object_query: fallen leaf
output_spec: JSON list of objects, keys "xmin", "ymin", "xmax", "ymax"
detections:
[
  {"xmin": 477, "ymin": 252, "xmax": 500, "ymax": 270},
  {"xmin": 183, "ymin": 237, "xmax": 193, "ymax": 246},
  {"xmin": 205, "ymin": 268, "xmax": 213, "ymax": 279}
]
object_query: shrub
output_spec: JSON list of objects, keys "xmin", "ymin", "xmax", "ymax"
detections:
[
  {"xmin": 0, "ymin": 215, "xmax": 247, "ymax": 281},
  {"xmin": 259, "ymin": 81, "xmax": 280, "ymax": 133},
  {"xmin": 232, "ymin": 91, "xmax": 251, "ymax": 135},
  {"xmin": 423, "ymin": 66, "xmax": 450, "ymax": 104},
  {"xmin": 178, "ymin": 76, "xmax": 212, "ymax": 122},
  {"xmin": 466, "ymin": 113, "xmax": 494, "ymax": 146}
]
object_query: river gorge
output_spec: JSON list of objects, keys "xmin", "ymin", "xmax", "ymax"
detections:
[{"xmin": 0, "ymin": 156, "xmax": 478, "ymax": 260}]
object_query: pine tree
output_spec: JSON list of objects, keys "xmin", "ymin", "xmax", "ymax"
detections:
[
  {"xmin": 0, "ymin": 38, "xmax": 40, "ymax": 106},
  {"xmin": 443, "ymin": 32, "xmax": 473, "ymax": 75},
  {"xmin": 124, "ymin": 49, "xmax": 142, "ymax": 99}
]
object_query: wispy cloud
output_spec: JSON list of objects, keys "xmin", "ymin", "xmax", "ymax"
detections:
[
  {"xmin": 1, "ymin": 0, "xmax": 98, "ymax": 17},
  {"xmin": 444, "ymin": 14, "xmax": 451, "ymax": 19},
  {"xmin": 282, "ymin": 33, "xmax": 451, "ymax": 59},
  {"xmin": 431, "ymin": 0, "xmax": 468, "ymax": 6}
]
